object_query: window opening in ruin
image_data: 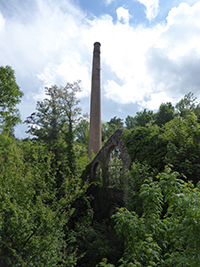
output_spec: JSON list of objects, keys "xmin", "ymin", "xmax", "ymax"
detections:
[
  {"xmin": 95, "ymin": 163, "xmax": 103, "ymax": 184},
  {"xmin": 108, "ymin": 146, "xmax": 123, "ymax": 188}
]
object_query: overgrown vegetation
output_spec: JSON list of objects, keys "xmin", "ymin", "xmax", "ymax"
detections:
[{"xmin": 0, "ymin": 65, "xmax": 200, "ymax": 266}]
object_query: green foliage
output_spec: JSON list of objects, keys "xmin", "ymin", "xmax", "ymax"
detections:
[
  {"xmin": 25, "ymin": 81, "xmax": 82, "ymax": 175},
  {"xmin": 71, "ymin": 217, "xmax": 123, "ymax": 267},
  {"xmin": 123, "ymin": 104, "xmax": 200, "ymax": 185},
  {"xmin": 113, "ymin": 209, "xmax": 162, "ymax": 266},
  {"xmin": 74, "ymin": 143, "xmax": 88, "ymax": 176},
  {"xmin": 107, "ymin": 117, "xmax": 123, "ymax": 128},
  {"xmin": 123, "ymin": 124, "xmax": 167, "ymax": 170},
  {"xmin": 155, "ymin": 102, "xmax": 175, "ymax": 126},
  {"xmin": 125, "ymin": 161, "xmax": 157, "ymax": 216},
  {"xmin": 125, "ymin": 109, "xmax": 155, "ymax": 130},
  {"xmin": 134, "ymin": 109, "xmax": 155, "ymax": 127},
  {"xmin": 0, "ymin": 132, "xmax": 123, "ymax": 267},
  {"xmin": 125, "ymin": 115, "xmax": 136, "ymax": 130},
  {"xmin": 163, "ymin": 113, "xmax": 200, "ymax": 185},
  {"xmin": 75, "ymin": 113, "xmax": 89, "ymax": 148},
  {"xmin": 112, "ymin": 164, "xmax": 200, "ymax": 266},
  {"xmin": 0, "ymin": 133, "xmax": 89, "ymax": 266},
  {"xmin": 2, "ymin": 87, "xmax": 200, "ymax": 267},
  {"xmin": 96, "ymin": 258, "xmax": 115, "ymax": 267},
  {"xmin": 101, "ymin": 121, "xmax": 110, "ymax": 143},
  {"xmin": 25, "ymin": 82, "xmax": 81, "ymax": 140},
  {"xmin": 0, "ymin": 65, "xmax": 23, "ymax": 131},
  {"xmin": 98, "ymin": 94, "xmax": 200, "ymax": 266},
  {"xmin": 175, "ymin": 92, "xmax": 200, "ymax": 118},
  {"xmin": 102, "ymin": 117, "xmax": 123, "ymax": 143}
]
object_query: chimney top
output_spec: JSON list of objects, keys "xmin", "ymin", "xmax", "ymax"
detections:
[{"xmin": 94, "ymin": 42, "xmax": 101, "ymax": 52}]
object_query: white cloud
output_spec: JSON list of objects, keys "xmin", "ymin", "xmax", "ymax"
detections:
[
  {"xmin": 104, "ymin": 0, "xmax": 115, "ymax": 6},
  {"xmin": 136, "ymin": 0, "xmax": 159, "ymax": 21},
  {"xmin": 145, "ymin": 2, "xmax": 200, "ymax": 101},
  {"xmin": 0, "ymin": 11, "xmax": 5, "ymax": 34},
  {"xmin": 164, "ymin": 2, "xmax": 200, "ymax": 60},
  {"xmin": 0, "ymin": 0, "xmax": 91, "ymax": 103},
  {"xmin": 145, "ymin": 92, "xmax": 173, "ymax": 110},
  {"xmin": 116, "ymin": 7, "xmax": 131, "ymax": 24}
]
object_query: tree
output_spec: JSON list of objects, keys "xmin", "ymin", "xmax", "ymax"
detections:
[
  {"xmin": 25, "ymin": 81, "xmax": 82, "ymax": 174},
  {"xmin": 0, "ymin": 65, "xmax": 23, "ymax": 131},
  {"xmin": 125, "ymin": 115, "xmax": 136, "ymax": 129},
  {"xmin": 75, "ymin": 113, "xmax": 89, "ymax": 147},
  {"xmin": 134, "ymin": 109, "xmax": 155, "ymax": 127},
  {"xmin": 125, "ymin": 104, "xmax": 174, "ymax": 129},
  {"xmin": 25, "ymin": 82, "xmax": 81, "ymax": 141},
  {"xmin": 101, "ymin": 121, "xmax": 110, "ymax": 143},
  {"xmin": 163, "ymin": 113, "xmax": 200, "ymax": 185},
  {"xmin": 102, "ymin": 117, "xmax": 123, "ymax": 143},
  {"xmin": 74, "ymin": 114, "xmax": 90, "ymax": 175},
  {"xmin": 0, "ymin": 133, "xmax": 90, "ymax": 266},
  {"xmin": 107, "ymin": 116, "xmax": 123, "ymax": 128},
  {"xmin": 111, "ymin": 164, "xmax": 200, "ymax": 266},
  {"xmin": 122, "ymin": 123, "xmax": 167, "ymax": 170},
  {"xmin": 155, "ymin": 102, "xmax": 175, "ymax": 126},
  {"xmin": 175, "ymin": 92, "xmax": 199, "ymax": 117}
]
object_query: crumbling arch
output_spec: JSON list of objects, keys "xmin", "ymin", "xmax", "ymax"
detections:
[{"xmin": 90, "ymin": 129, "xmax": 131, "ymax": 189}]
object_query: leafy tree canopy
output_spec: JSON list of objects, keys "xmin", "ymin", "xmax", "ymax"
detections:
[
  {"xmin": 155, "ymin": 102, "xmax": 175, "ymax": 126},
  {"xmin": 175, "ymin": 92, "xmax": 200, "ymax": 118},
  {"xmin": 163, "ymin": 113, "xmax": 200, "ymax": 185},
  {"xmin": 101, "ymin": 163, "xmax": 200, "ymax": 266},
  {"xmin": 107, "ymin": 116, "xmax": 123, "ymax": 128},
  {"xmin": 75, "ymin": 113, "xmax": 89, "ymax": 146},
  {"xmin": 25, "ymin": 81, "xmax": 82, "ymax": 175},
  {"xmin": 0, "ymin": 134, "xmax": 90, "ymax": 266},
  {"xmin": 25, "ymin": 81, "xmax": 81, "ymax": 141},
  {"xmin": 102, "ymin": 117, "xmax": 123, "ymax": 143},
  {"xmin": 123, "ymin": 123, "xmax": 167, "ymax": 170},
  {"xmin": 0, "ymin": 65, "xmax": 23, "ymax": 131},
  {"xmin": 125, "ymin": 109, "xmax": 155, "ymax": 129},
  {"xmin": 125, "ymin": 115, "xmax": 136, "ymax": 129}
]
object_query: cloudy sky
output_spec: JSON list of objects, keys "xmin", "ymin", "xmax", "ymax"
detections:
[{"xmin": 1, "ymin": 0, "xmax": 200, "ymax": 137}]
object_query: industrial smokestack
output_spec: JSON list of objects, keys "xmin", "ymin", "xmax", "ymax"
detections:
[{"xmin": 88, "ymin": 42, "xmax": 101, "ymax": 158}]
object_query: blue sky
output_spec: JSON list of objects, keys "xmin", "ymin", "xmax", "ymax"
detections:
[{"xmin": 1, "ymin": 0, "xmax": 200, "ymax": 137}]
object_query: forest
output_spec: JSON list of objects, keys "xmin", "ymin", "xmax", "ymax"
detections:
[{"xmin": 0, "ymin": 65, "xmax": 200, "ymax": 266}]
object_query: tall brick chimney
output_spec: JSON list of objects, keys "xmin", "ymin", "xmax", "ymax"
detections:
[{"xmin": 88, "ymin": 42, "xmax": 101, "ymax": 158}]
